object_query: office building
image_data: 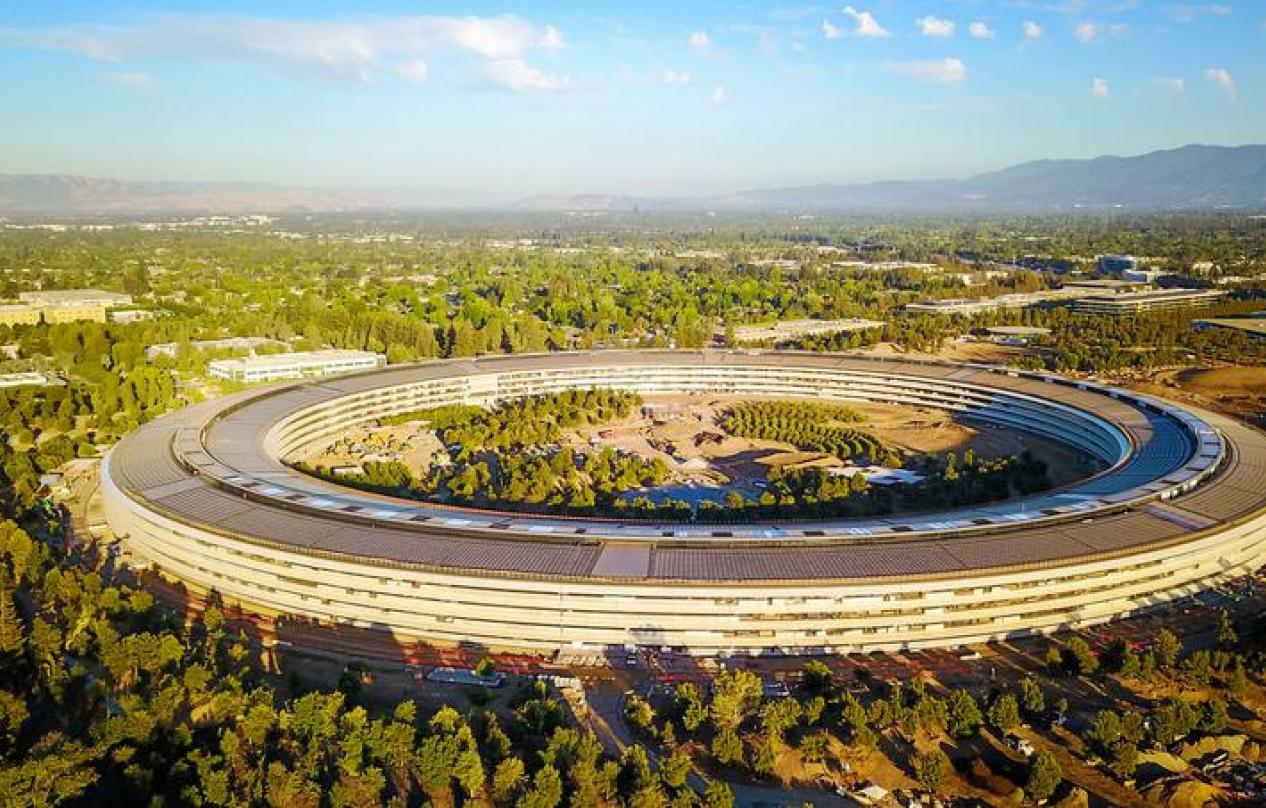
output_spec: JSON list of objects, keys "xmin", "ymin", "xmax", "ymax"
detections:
[
  {"xmin": 19, "ymin": 289, "xmax": 133, "ymax": 309},
  {"xmin": 0, "ymin": 304, "xmax": 42, "ymax": 328},
  {"xmin": 103, "ymin": 350, "xmax": 1266, "ymax": 655},
  {"xmin": 1098, "ymin": 255, "xmax": 1140, "ymax": 274},
  {"xmin": 1072, "ymin": 288, "xmax": 1226, "ymax": 316},
  {"xmin": 207, "ymin": 349, "xmax": 386, "ymax": 382}
]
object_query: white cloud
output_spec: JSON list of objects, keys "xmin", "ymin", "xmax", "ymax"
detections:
[
  {"xmin": 822, "ymin": 18, "xmax": 843, "ymax": 39},
  {"xmin": 396, "ymin": 59, "xmax": 429, "ymax": 84},
  {"xmin": 917, "ymin": 16, "xmax": 955, "ymax": 38},
  {"xmin": 1155, "ymin": 76, "xmax": 1185, "ymax": 94},
  {"xmin": 1166, "ymin": 4, "xmax": 1232, "ymax": 23},
  {"xmin": 658, "ymin": 68, "xmax": 691, "ymax": 85},
  {"xmin": 968, "ymin": 21, "xmax": 995, "ymax": 40},
  {"xmin": 842, "ymin": 6, "xmax": 891, "ymax": 38},
  {"xmin": 482, "ymin": 58, "xmax": 573, "ymax": 92},
  {"xmin": 539, "ymin": 26, "xmax": 565, "ymax": 50},
  {"xmin": 103, "ymin": 70, "xmax": 154, "ymax": 90},
  {"xmin": 1075, "ymin": 20, "xmax": 1099, "ymax": 42},
  {"xmin": 711, "ymin": 84, "xmax": 727, "ymax": 104},
  {"xmin": 1204, "ymin": 67, "xmax": 1236, "ymax": 98},
  {"xmin": 1091, "ymin": 76, "xmax": 1109, "ymax": 100},
  {"xmin": 885, "ymin": 57, "xmax": 967, "ymax": 85},
  {"xmin": 0, "ymin": 13, "xmax": 568, "ymax": 90},
  {"xmin": 1022, "ymin": 20, "xmax": 1044, "ymax": 40},
  {"xmin": 688, "ymin": 30, "xmax": 711, "ymax": 50}
]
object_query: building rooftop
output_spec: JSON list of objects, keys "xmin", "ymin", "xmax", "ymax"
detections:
[
  {"xmin": 104, "ymin": 350, "xmax": 1264, "ymax": 584},
  {"xmin": 209, "ymin": 349, "xmax": 382, "ymax": 372},
  {"xmin": 985, "ymin": 326, "xmax": 1053, "ymax": 336},
  {"xmin": 1194, "ymin": 318, "xmax": 1266, "ymax": 338},
  {"xmin": 0, "ymin": 371, "xmax": 60, "ymax": 388},
  {"xmin": 18, "ymin": 289, "xmax": 132, "ymax": 305},
  {"xmin": 1081, "ymin": 288, "xmax": 1226, "ymax": 303}
]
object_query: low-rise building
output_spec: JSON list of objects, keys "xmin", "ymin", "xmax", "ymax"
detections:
[
  {"xmin": 1061, "ymin": 278, "xmax": 1147, "ymax": 293},
  {"xmin": 41, "ymin": 303, "xmax": 107, "ymax": 324},
  {"xmin": 727, "ymin": 318, "xmax": 885, "ymax": 345},
  {"xmin": 109, "ymin": 309, "xmax": 157, "ymax": 324},
  {"xmin": 19, "ymin": 289, "xmax": 133, "ymax": 309},
  {"xmin": 0, "ymin": 304, "xmax": 42, "ymax": 328},
  {"xmin": 207, "ymin": 349, "xmax": 386, "ymax": 383},
  {"xmin": 1072, "ymin": 288, "xmax": 1227, "ymax": 316},
  {"xmin": 1193, "ymin": 315, "xmax": 1266, "ymax": 340},
  {"xmin": 903, "ymin": 288, "xmax": 1090, "ymax": 316},
  {"xmin": 832, "ymin": 260, "xmax": 939, "ymax": 271},
  {"xmin": 983, "ymin": 325, "xmax": 1053, "ymax": 346},
  {"xmin": 1122, "ymin": 267, "xmax": 1166, "ymax": 284},
  {"xmin": 1098, "ymin": 254, "xmax": 1140, "ymax": 274},
  {"xmin": 0, "ymin": 371, "xmax": 61, "ymax": 389}
]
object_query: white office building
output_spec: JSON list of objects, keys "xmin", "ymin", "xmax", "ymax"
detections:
[
  {"xmin": 207, "ymin": 349, "xmax": 386, "ymax": 383},
  {"xmin": 19, "ymin": 289, "xmax": 133, "ymax": 308}
]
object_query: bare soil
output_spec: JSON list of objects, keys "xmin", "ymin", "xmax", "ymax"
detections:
[
  {"xmin": 296, "ymin": 421, "xmax": 446, "ymax": 479},
  {"xmin": 1113, "ymin": 365, "xmax": 1266, "ymax": 423}
]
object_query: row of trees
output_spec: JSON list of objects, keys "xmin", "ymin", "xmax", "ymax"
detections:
[
  {"xmin": 417, "ymin": 390, "xmax": 642, "ymax": 460},
  {"xmin": 720, "ymin": 401, "xmax": 892, "ymax": 464}
]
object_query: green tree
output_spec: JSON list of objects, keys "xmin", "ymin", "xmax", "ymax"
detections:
[
  {"xmin": 988, "ymin": 693, "xmax": 1021, "ymax": 732},
  {"xmin": 703, "ymin": 781, "xmax": 734, "ymax": 808},
  {"xmin": 799, "ymin": 732, "xmax": 829, "ymax": 764},
  {"xmin": 660, "ymin": 749, "xmax": 693, "ymax": 789},
  {"xmin": 1156, "ymin": 628, "xmax": 1181, "ymax": 670},
  {"xmin": 517, "ymin": 764, "xmax": 562, "ymax": 808},
  {"xmin": 1061, "ymin": 637, "xmax": 1099, "ymax": 676},
  {"xmin": 758, "ymin": 698, "xmax": 802, "ymax": 742},
  {"xmin": 625, "ymin": 696, "xmax": 657, "ymax": 735},
  {"xmin": 709, "ymin": 669, "xmax": 763, "ymax": 731},
  {"xmin": 1018, "ymin": 678, "xmax": 1045, "ymax": 715},
  {"xmin": 0, "ymin": 569, "xmax": 25, "ymax": 665},
  {"xmin": 800, "ymin": 660, "xmax": 834, "ymax": 696},
  {"xmin": 917, "ymin": 749, "xmax": 951, "ymax": 794},
  {"xmin": 491, "ymin": 758, "xmax": 526, "ymax": 806},
  {"xmin": 1026, "ymin": 749, "xmax": 1062, "ymax": 803},
  {"xmin": 1217, "ymin": 610, "xmax": 1237, "ymax": 648},
  {"xmin": 711, "ymin": 728, "xmax": 744, "ymax": 767},
  {"xmin": 947, "ymin": 690, "xmax": 983, "ymax": 738}
]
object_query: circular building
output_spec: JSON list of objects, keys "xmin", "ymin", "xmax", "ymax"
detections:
[{"xmin": 102, "ymin": 350, "xmax": 1266, "ymax": 655}]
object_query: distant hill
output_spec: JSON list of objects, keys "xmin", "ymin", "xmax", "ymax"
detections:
[
  {"xmin": 0, "ymin": 174, "xmax": 491, "ymax": 214},
  {"xmin": 4, "ymin": 144, "xmax": 1265, "ymax": 215},
  {"xmin": 525, "ymin": 144, "xmax": 1266, "ymax": 213}
]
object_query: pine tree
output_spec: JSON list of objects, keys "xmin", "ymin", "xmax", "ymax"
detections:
[{"xmin": 0, "ymin": 569, "xmax": 26, "ymax": 661}]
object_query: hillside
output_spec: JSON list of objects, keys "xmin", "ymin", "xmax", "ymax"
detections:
[{"xmin": 4, "ymin": 144, "xmax": 1265, "ymax": 214}]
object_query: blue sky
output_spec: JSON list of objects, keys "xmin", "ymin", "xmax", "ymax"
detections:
[{"xmin": 1, "ymin": 1, "xmax": 1262, "ymax": 199}]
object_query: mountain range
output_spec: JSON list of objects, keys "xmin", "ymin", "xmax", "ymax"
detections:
[{"xmin": 3, "ymin": 144, "xmax": 1264, "ymax": 215}]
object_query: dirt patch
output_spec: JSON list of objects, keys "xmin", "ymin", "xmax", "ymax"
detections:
[
  {"xmin": 1114, "ymin": 365, "xmax": 1266, "ymax": 423},
  {"xmin": 858, "ymin": 338, "xmax": 1030, "ymax": 365},
  {"xmin": 1179, "ymin": 366, "xmax": 1266, "ymax": 395},
  {"xmin": 844, "ymin": 402, "xmax": 1098, "ymax": 488},
  {"xmin": 296, "ymin": 421, "xmax": 446, "ymax": 479}
]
